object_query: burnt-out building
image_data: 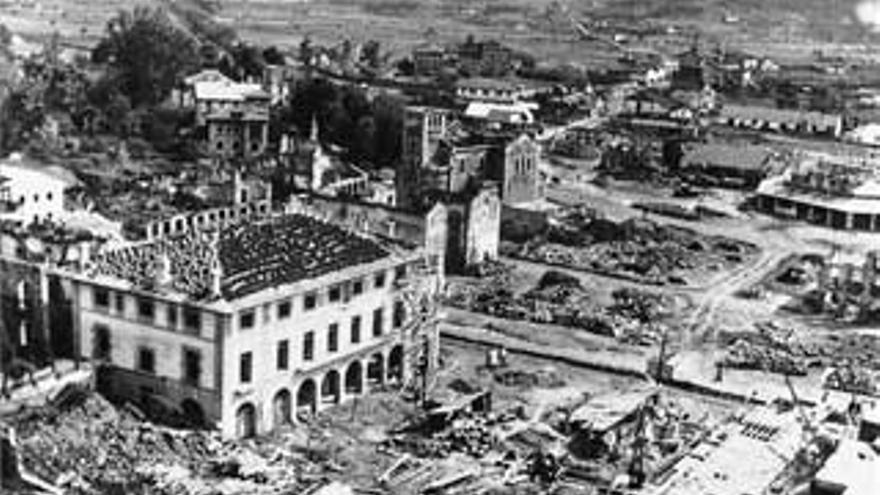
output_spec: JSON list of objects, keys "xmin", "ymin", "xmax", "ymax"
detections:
[
  {"xmin": 457, "ymin": 37, "xmax": 514, "ymax": 78},
  {"xmin": 60, "ymin": 213, "xmax": 442, "ymax": 438}
]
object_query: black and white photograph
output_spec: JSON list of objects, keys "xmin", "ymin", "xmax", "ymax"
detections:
[{"xmin": 1, "ymin": 0, "xmax": 879, "ymax": 493}]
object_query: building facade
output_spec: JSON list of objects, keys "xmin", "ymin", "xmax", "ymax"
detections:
[
  {"xmin": 182, "ymin": 70, "xmax": 272, "ymax": 159},
  {"xmin": 0, "ymin": 156, "xmax": 70, "ymax": 225},
  {"xmin": 490, "ymin": 133, "xmax": 542, "ymax": 205}
]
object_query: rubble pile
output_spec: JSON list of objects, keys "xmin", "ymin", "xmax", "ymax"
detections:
[
  {"xmin": 494, "ymin": 368, "xmax": 566, "ymax": 389},
  {"xmin": 720, "ymin": 322, "xmax": 820, "ymax": 376},
  {"xmin": 11, "ymin": 392, "xmax": 310, "ymax": 494},
  {"xmin": 823, "ymin": 365, "xmax": 879, "ymax": 396},
  {"xmin": 503, "ymin": 213, "xmax": 758, "ymax": 286},
  {"xmin": 445, "ymin": 268, "xmax": 676, "ymax": 343},
  {"xmin": 444, "ymin": 270, "xmax": 612, "ymax": 336}
]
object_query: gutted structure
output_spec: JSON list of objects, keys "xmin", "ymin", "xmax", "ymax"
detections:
[{"xmin": 756, "ymin": 158, "xmax": 880, "ymax": 231}]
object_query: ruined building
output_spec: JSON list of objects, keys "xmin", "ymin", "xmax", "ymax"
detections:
[
  {"xmin": 57, "ymin": 213, "xmax": 442, "ymax": 438},
  {"xmin": 399, "ymin": 106, "xmax": 542, "ymax": 209},
  {"xmin": 816, "ymin": 251, "xmax": 880, "ymax": 320},
  {"xmin": 756, "ymin": 158, "xmax": 880, "ymax": 231}
]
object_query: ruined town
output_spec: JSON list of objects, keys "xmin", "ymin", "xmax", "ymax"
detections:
[{"xmin": 1, "ymin": 0, "xmax": 880, "ymax": 494}]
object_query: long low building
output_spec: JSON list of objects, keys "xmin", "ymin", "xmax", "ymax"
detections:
[
  {"xmin": 755, "ymin": 161, "xmax": 880, "ymax": 231},
  {"xmin": 57, "ymin": 212, "xmax": 443, "ymax": 438},
  {"xmin": 717, "ymin": 104, "xmax": 843, "ymax": 138}
]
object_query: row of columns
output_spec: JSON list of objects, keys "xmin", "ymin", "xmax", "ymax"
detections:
[{"xmin": 235, "ymin": 344, "xmax": 406, "ymax": 437}]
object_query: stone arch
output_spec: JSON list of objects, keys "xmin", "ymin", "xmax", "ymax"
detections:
[
  {"xmin": 321, "ymin": 369, "xmax": 341, "ymax": 404},
  {"xmin": 273, "ymin": 388, "xmax": 292, "ymax": 427},
  {"xmin": 181, "ymin": 398, "xmax": 205, "ymax": 427},
  {"xmin": 236, "ymin": 402, "xmax": 257, "ymax": 438},
  {"xmin": 367, "ymin": 352, "xmax": 385, "ymax": 389},
  {"xmin": 345, "ymin": 361, "xmax": 363, "ymax": 395},
  {"xmin": 297, "ymin": 378, "xmax": 317, "ymax": 417},
  {"xmin": 388, "ymin": 344, "xmax": 405, "ymax": 385}
]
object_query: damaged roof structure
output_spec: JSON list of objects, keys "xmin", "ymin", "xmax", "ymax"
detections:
[{"xmin": 87, "ymin": 213, "xmax": 391, "ymax": 301}]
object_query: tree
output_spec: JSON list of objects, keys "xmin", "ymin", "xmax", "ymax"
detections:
[
  {"xmin": 92, "ymin": 7, "xmax": 199, "ymax": 107},
  {"xmin": 299, "ymin": 36, "xmax": 314, "ymax": 65},
  {"xmin": 263, "ymin": 46, "xmax": 286, "ymax": 66},
  {"xmin": 224, "ymin": 42, "xmax": 266, "ymax": 81},
  {"xmin": 361, "ymin": 40, "xmax": 382, "ymax": 69}
]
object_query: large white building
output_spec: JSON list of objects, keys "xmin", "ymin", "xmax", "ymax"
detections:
[
  {"xmin": 0, "ymin": 155, "xmax": 72, "ymax": 225},
  {"xmin": 60, "ymin": 212, "xmax": 442, "ymax": 437}
]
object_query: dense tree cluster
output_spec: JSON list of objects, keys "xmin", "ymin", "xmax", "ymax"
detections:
[
  {"xmin": 92, "ymin": 7, "xmax": 200, "ymax": 108},
  {"xmin": 283, "ymin": 77, "xmax": 404, "ymax": 169}
]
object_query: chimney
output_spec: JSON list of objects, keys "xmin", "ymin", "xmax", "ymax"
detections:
[
  {"xmin": 78, "ymin": 242, "xmax": 91, "ymax": 270},
  {"xmin": 210, "ymin": 256, "xmax": 223, "ymax": 299},
  {"xmin": 155, "ymin": 250, "xmax": 173, "ymax": 288}
]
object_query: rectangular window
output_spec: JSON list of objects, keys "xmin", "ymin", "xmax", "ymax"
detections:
[
  {"xmin": 303, "ymin": 331, "xmax": 314, "ymax": 361},
  {"xmin": 395, "ymin": 264, "xmax": 408, "ymax": 281},
  {"xmin": 239, "ymin": 310, "xmax": 255, "ymax": 330},
  {"xmin": 352, "ymin": 278, "xmax": 364, "ymax": 296},
  {"xmin": 304, "ymin": 292, "xmax": 317, "ymax": 311},
  {"xmin": 263, "ymin": 303, "xmax": 271, "ymax": 324},
  {"xmin": 92, "ymin": 324, "xmax": 111, "ymax": 361},
  {"xmin": 167, "ymin": 304, "xmax": 178, "ymax": 329},
  {"xmin": 115, "ymin": 293, "xmax": 125, "ymax": 314},
  {"xmin": 328, "ymin": 285, "xmax": 341, "ymax": 303},
  {"xmin": 277, "ymin": 339, "xmax": 289, "ymax": 370},
  {"xmin": 277, "ymin": 300, "xmax": 291, "ymax": 319},
  {"xmin": 350, "ymin": 316, "xmax": 361, "ymax": 344},
  {"xmin": 183, "ymin": 307, "xmax": 201, "ymax": 335},
  {"xmin": 137, "ymin": 346, "xmax": 156, "ymax": 374},
  {"xmin": 240, "ymin": 352, "xmax": 252, "ymax": 384},
  {"xmin": 183, "ymin": 347, "xmax": 201, "ymax": 387},
  {"xmin": 328, "ymin": 323, "xmax": 339, "ymax": 353},
  {"xmin": 93, "ymin": 288, "xmax": 109, "ymax": 309},
  {"xmin": 138, "ymin": 298, "xmax": 155, "ymax": 321},
  {"xmin": 393, "ymin": 300, "xmax": 406, "ymax": 328},
  {"xmin": 374, "ymin": 271, "xmax": 386, "ymax": 289},
  {"xmin": 373, "ymin": 307, "xmax": 384, "ymax": 337}
]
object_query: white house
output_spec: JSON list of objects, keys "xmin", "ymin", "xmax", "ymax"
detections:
[{"xmin": 0, "ymin": 154, "xmax": 73, "ymax": 225}]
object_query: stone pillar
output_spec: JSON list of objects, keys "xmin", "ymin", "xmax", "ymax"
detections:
[
  {"xmin": 863, "ymin": 252, "xmax": 877, "ymax": 305},
  {"xmin": 243, "ymin": 122, "xmax": 251, "ymax": 159}
]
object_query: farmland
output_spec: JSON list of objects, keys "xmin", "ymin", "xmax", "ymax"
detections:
[{"xmin": 4, "ymin": 0, "xmax": 880, "ymax": 66}]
